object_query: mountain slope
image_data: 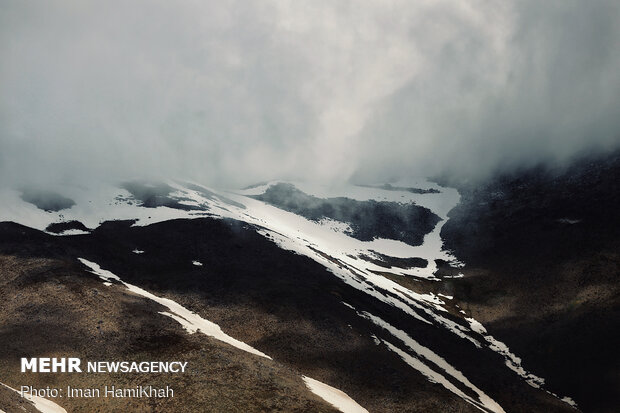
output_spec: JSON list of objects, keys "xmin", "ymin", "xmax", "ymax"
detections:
[
  {"xmin": 440, "ymin": 151, "xmax": 620, "ymax": 413},
  {"xmin": 0, "ymin": 175, "xmax": 596, "ymax": 412}
]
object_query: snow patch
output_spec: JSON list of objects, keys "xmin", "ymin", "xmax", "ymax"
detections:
[
  {"xmin": 466, "ymin": 318, "xmax": 577, "ymax": 408},
  {"xmin": 561, "ymin": 397, "xmax": 578, "ymax": 407},
  {"xmin": 50, "ymin": 229, "xmax": 90, "ymax": 236},
  {"xmin": 382, "ymin": 340, "xmax": 497, "ymax": 413},
  {"xmin": 349, "ymin": 305, "xmax": 504, "ymax": 413},
  {"xmin": 1, "ymin": 382, "xmax": 67, "ymax": 413},
  {"xmin": 466, "ymin": 318, "xmax": 545, "ymax": 387},
  {"xmin": 78, "ymin": 258, "xmax": 270, "ymax": 359},
  {"xmin": 557, "ymin": 218, "xmax": 581, "ymax": 224},
  {"xmin": 231, "ymin": 179, "xmax": 462, "ymax": 279},
  {"xmin": 317, "ymin": 217, "xmax": 353, "ymax": 234},
  {"xmin": 303, "ymin": 376, "xmax": 368, "ymax": 413}
]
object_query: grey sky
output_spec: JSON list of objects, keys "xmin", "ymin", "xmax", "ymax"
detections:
[{"xmin": 1, "ymin": 0, "xmax": 619, "ymax": 187}]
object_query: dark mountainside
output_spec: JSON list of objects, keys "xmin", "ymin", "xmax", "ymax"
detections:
[
  {"xmin": 0, "ymin": 220, "xmax": 571, "ymax": 413},
  {"xmin": 45, "ymin": 220, "xmax": 91, "ymax": 234},
  {"xmin": 440, "ymin": 150, "xmax": 620, "ymax": 413},
  {"xmin": 358, "ymin": 184, "xmax": 441, "ymax": 195},
  {"xmin": 119, "ymin": 181, "xmax": 206, "ymax": 211},
  {"xmin": 252, "ymin": 183, "xmax": 440, "ymax": 246},
  {"xmin": 0, "ymin": 151, "xmax": 618, "ymax": 412}
]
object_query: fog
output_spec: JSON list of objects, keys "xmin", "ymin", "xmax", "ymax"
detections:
[{"xmin": 1, "ymin": 0, "xmax": 619, "ymax": 188}]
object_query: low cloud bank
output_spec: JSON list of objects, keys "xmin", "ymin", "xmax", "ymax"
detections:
[{"xmin": 1, "ymin": 1, "xmax": 619, "ymax": 188}]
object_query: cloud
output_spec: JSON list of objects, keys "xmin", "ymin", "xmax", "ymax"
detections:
[
  {"xmin": 353, "ymin": 0, "xmax": 620, "ymax": 181},
  {"xmin": 1, "ymin": 0, "xmax": 619, "ymax": 188}
]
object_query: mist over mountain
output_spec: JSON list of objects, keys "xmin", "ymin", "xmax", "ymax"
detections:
[
  {"xmin": 3, "ymin": 3, "xmax": 620, "ymax": 412},
  {"xmin": 2, "ymin": 0, "xmax": 619, "ymax": 188}
]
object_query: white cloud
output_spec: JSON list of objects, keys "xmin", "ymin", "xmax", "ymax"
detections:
[{"xmin": 1, "ymin": 0, "xmax": 619, "ymax": 187}]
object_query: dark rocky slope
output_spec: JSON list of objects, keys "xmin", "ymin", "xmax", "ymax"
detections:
[
  {"xmin": 440, "ymin": 151, "xmax": 620, "ymax": 413},
  {"xmin": 252, "ymin": 183, "xmax": 440, "ymax": 246},
  {"xmin": 0, "ymin": 217, "xmax": 571, "ymax": 412}
]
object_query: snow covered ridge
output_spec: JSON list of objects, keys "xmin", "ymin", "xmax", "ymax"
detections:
[
  {"xmin": 0, "ymin": 179, "xmax": 462, "ymax": 279},
  {"xmin": 0, "ymin": 179, "xmax": 575, "ymax": 407}
]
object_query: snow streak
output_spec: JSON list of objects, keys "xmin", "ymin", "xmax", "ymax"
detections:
[{"xmin": 78, "ymin": 258, "xmax": 270, "ymax": 359}]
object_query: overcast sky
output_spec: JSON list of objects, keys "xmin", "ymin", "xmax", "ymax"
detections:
[{"xmin": 1, "ymin": 0, "xmax": 619, "ymax": 187}]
